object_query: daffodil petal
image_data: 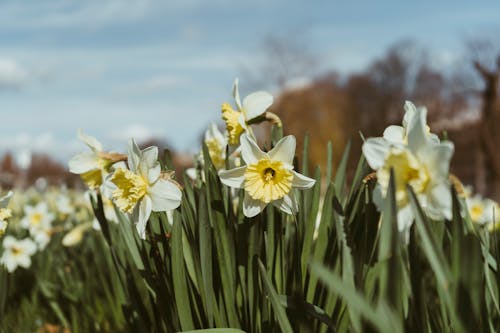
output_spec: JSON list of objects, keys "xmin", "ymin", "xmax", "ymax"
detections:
[
  {"xmin": 78, "ymin": 129, "xmax": 103, "ymax": 152},
  {"xmin": 427, "ymin": 183, "xmax": 452, "ymax": 220},
  {"xmin": 68, "ymin": 152, "xmax": 100, "ymax": 174},
  {"xmin": 272, "ymin": 192, "xmax": 298, "ymax": 215},
  {"xmin": 383, "ymin": 125, "xmax": 405, "ymax": 143},
  {"xmin": 397, "ymin": 204, "xmax": 414, "ymax": 233},
  {"xmin": 128, "ymin": 138, "xmax": 142, "ymax": 172},
  {"xmin": 136, "ymin": 195, "xmax": 152, "ymax": 240},
  {"xmin": 141, "ymin": 146, "xmax": 159, "ymax": 169},
  {"xmin": 219, "ymin": 166, "xmax": 246, "ymax": 188},
  {"xmin": 147, "ymin": 163, "xmax": 161, "ymax": 184},
  {"xmin": 418, "ymin": 141, "xmax": 454, "ymax": 177},
  {"xmin": 243, "ymin": 192, "xmax": 267, "ymax": 217},
  {"xmin": 243, "ymin": 91, "xmax": 274, "ymax": 120},
  {"xmin": 240, "ymin": 134, "xmax": 265, "ymax": 165},
  {"xmin": 407, "ymin": 106, "xmax": 429, "ymax": 154},
  {"xmin": 291, "ymin": 171, "xmax": 315, "ymax": 189},
  {"xmin": 233, "ymin": 78, "xmax": 242, "ymax": 110},
  {"xmin": 268, "ymin": 135, "xmax": 296, "ymax": 167},
  {"xmin": 362, "ymin": 137, "xmax": 390, "ymax": 170},
  {"xmin": 149, "ymin": 179, "xmax": 182, "ymax": 212}
]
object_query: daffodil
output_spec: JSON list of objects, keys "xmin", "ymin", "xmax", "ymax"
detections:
[
  {"xmin": 219, "ymin": 134, "xmax": 315, "ymax": 217},
  {"xmin": 0, "ymin": 191, "xmax": 12, "ymax": 237},
  {"xmin": 68, "ymin": 130, "xmax": 126, "ymax": 190},
  {"xmin": 221, "ymin": 79, "xmax": 274, "ymax": 145},
  {"xmin": 0, "ymin": 236, "xmax": 37, "ymax": 273},
  {"xmin": 466, "ymin": 193, "xmax": 498, "ymax": 228},
  {"xmin": 20, "ymin": 202, "xmax": 55, "ymax": 249},
  {"xmin": 110, "ymin": 139, "xmax": 182, "ymax": 239},
  {"xmin": 362, "ymin": 102, "xmax": 454, "ymax": 239}
]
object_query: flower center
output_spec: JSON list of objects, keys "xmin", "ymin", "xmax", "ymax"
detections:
[
  {"xmin": 0, "ymin": 208, "xmax": 11, "ymax": 221},
  {"xmin": 244, "ymin": 158, "xmax": 293, "ymax": 203},
  {"xmin": 30, "ymin": 213, "xmax": 43, "ymax": 227},
  {"xmin": 111, "ymin": 168, "xmax": 148, "ymax": 213},
  {"xmin": 469, "ymin": 203, "xmax": 484, "ymax": 222},
  {"xmin": 377, "ymin": 148, "xmax": 430, "ymax": 206},
  {"xmin": 11, "ymin": 246, "xmax": 22, "ymax": 256},
  {"xmin": 221, "ymin": 103, "xmax": 245, "ymax": 145},
  {"xmin": 81, "ymin": 169, "xmax": 104, "ymax": 189}
]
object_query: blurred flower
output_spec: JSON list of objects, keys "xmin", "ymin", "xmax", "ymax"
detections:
[
  {"xmin": 363, "ymin": 102, "xmax": 454, "ymax": 240},
  {"xmin": 0, "ymin": 236, "xmax": 37, "ymax": 272},
  {"xmin": 219, "ymin": 134, "xmax": 315, "ymax": 217},
  {"xmin": 221, "ymin": 79, "xmax": 274, "ymax": 145},
  {"xmin": 62, "ymin": 222, "xmax": 93, "ymax": 247},
  {"xmin": 20, "ymin": 202, "xmax": 55, "ymax": 249},
  {"xmin": 0, "ymin": 191, "xmax": 13, "ymax": 237},
  {"xmin": 467, "ymin": 193, "xmax": 499, "ymax": 228},
  {"xmin": 110, "ymin": 139, "xmax": 182, "ymax": 239},
  {"xmin": 68, "ymin": 130, "xmax": 126, "ymax": 191}
]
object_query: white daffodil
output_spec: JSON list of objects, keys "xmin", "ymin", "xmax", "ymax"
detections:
[
  {"xmin": 20, "ymin": 202, "xmax": 55, "ymax": 249},
  {"xmin": 0, "ymin": 191, "xmax": 13, "ymax": 237},
  {"xmin": 383, "ymin": 101, "xmax": 440, "ymax": 145},
  {"xmin": 20, "ymin": 202, "xmax": 54, "ymax": 235},
  {"xmin": 219, "ymin": 134, "xmax": 315, "ymax": 217},
  {"xmin": 110, "ymin": 139, "xmax": 182, "ymax": 239},
  {"xmin": 467, "ymin": 194, "xmax": 498, "ymax": 227},
  {"xmin": 68, "ymin": 130, "xmax": 126, "ymax": 190},
  {"xmin": 0, "ymin": 236, "xmax": 37, "ymax": 273},
  {"xmin": 221, "ymin": 79, "xmax": 274, "ymax": 145},
  {"xmin": 362, "ymin": 102, "xmax": 454, "ymax": 239}
]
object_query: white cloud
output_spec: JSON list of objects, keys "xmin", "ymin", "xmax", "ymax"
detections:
[
  {"xmin": 113, "ymin": 75, "xmax": 190, "ymax": 97},
  {"xmin": 0, "ymin": 59, "xmax": 28, "ymax": 90}
]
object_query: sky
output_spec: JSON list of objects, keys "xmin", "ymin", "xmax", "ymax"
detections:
[{"xmin": 0, "ymin": 0, "xmax": 499, "ymax": 165}]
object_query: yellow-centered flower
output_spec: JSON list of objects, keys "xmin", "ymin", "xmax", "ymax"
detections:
[
  {"xmin": 219, "ymin": 134, "xmax": 315, "ymax": 217},
  {"xmin": 221, "ymin": 79, "xmax": 273, "ymax": 145},
  {"xmin": 1, "ymin": 236, "xmax": 37, "ymax": 273},
  {"xmin": 362, "ymin": 101, "xmax": 454, "ymax": 239},
  {"xmin": 109, "ymin": 139, "xmax": 182, "ymax": 239}
]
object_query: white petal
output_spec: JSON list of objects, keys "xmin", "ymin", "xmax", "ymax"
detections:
[
  {"xmin": 68, "ymin": 152, "xmax": 100, "ymax": 174},
  {"xmin": 383, "ymin": 125, "xmax": 405, "ymax": 144},
  {"xmin": 268, "ymin": 135, "xmax": 295, "ymax": 167},
  {"xmin": 78, "ymin": 129, "xmax": 103, "ymax": 152},
  {"xmin": 128, "ymin": 139, "xmax": 142, "ymax": 172},
  {"xmin": 0, "ymin": 191, "xmax": 12, "ymax": 208},
  {"xmin": 397, "ymin": 204, "xmax": 414, "ymax": 233},
  {"xmin": 147, "ymin": 163, "xmax": 161, "ymax": 184},
  {"xmin": 427, "ymin": 183, "xmax": 452, "ymax": 220},
  {"xmin": 243, "ymin": 192, "xmax": 266, "ymax": 217},
  {"xmin": 402, "ymin": 101, "xmax": 417, "ymax": 129},
  {"xmin": 232, "ymin": 78, "xmax": 242, "ymax": 110},
  {"xmin": 240, "ymin": 134, "xmax": 265, "ymax": 165},
  {"xmin": 361, "ymin": 138, "xmax": 390, "ymax": 170},
  {"xmin": 136, "ymin": 196, "xmax": 152, "ymax": 240},
  {"xmin": 149, "ymin": 179, "xmax": 182, "ymax": 212},
  {"xmin": 219, "ymin": 166, "xmax": 246, "ymax": 189},
  {"xmin": 291, "ymin": 171, "xmax": 315, "ymax": 189},
  {"xmin": 243, "ymin": 91, "xmax": 274, "ymax": 120},
  {"xmin": 407, "ymin": 106, "xmax": 429, "ymax": 154},
  {"xmin": 141, "ymin": 146, "xmax": 159, "ymax": 169},
  {"xmin": 272, "ymin": 192, "xmax": 298, "ymax": 215},
  {"xmin": 16, "ymin": 254, "xmax": 32, "ymax": 268},
  {"xmin": 419, "ymin": 141, "xmax": 454, "ymax": 178},
  {"xmin": 2, "ymin": 235, "xmax": 15, "ymax": 248}
]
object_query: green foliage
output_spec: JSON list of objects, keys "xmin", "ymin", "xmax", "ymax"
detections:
[{"xmin": 2, "ymin": 127, "xmax": 500, "ymax": 332}]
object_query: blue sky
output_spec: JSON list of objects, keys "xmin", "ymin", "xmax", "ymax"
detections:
[{"xmin": 0, "ymin": 0, "xmax": 499, "ymax": 164}]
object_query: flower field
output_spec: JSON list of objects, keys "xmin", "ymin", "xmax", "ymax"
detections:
[{"xmin": 1, "ymin": 80, "xmax": 500, "ymax": 332}]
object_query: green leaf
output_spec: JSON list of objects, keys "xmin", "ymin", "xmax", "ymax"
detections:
[{"xmin": 257, "ymin": 258, "xmax": 294, "ymax": 333}]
